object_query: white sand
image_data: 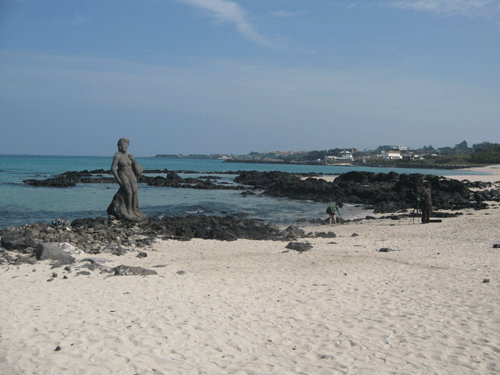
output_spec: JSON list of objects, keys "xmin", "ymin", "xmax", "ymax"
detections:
[
  {"xmin": 313, "ymin": 164, "xmax": 500, "ymax": 184},
  {"xmin": 445, "ymin": 164, "xmax": 500, "ymax": 183},
  {"xmin": 1, "ymin": 168, "xmax": 500, "ymax": 375}
]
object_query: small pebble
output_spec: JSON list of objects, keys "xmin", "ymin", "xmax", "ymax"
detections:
[
  {"xmin": 379, "ymin": 248, "xmax": 393, "ymax": 252},
  {"xmin": 483, "ymin": 279, "xmax": 490, "ymax": 283},
  {"xmin": 54, "ymin": 346, "xmax": 61, "ymax": 351}
]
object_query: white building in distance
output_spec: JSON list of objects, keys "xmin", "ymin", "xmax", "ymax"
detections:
[{"xmin": 381, "ymin": 150, "xmax": 402, "ymax": 159}]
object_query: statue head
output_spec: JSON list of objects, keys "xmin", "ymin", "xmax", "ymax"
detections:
[{"xmin": 117, "ymin": 138, "xmax": 130, "ymax": 151}]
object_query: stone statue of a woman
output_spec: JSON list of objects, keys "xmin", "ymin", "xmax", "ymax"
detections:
[{"xmin": 107, "ymin": 138, "xmax": 148, "ymax": 221}]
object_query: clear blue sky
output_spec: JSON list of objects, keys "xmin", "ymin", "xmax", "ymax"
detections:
[{"xmin": 1, "ymin": 0, "xmax": 499, "ymax": 156}]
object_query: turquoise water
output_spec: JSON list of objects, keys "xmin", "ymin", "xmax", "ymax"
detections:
[{"xmin": 0, "ymin": 155, "xmax": 484, "ymax": 228}]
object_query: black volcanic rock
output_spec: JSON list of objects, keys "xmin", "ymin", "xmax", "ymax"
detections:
[
  {"xmin": 113, "ymin": 265, "xmax": 158, "ymax": 276},
  {"xmin": 20, "ymin": 168, "xmax": 487, "ymax": 215},
  {"xmin": 285, "ymin": 242, "xmax": 312, "ymax": 252},
  {"xmin": 1, "ymin": 234, "xmax": 37, "ymax": 251},
  {"xmin": 235, "ymin": 170, "xmax": 478, "ymax": 213},
  {"xmin": 35, "ymin": 243, "xmax": 76, "ymax": 265}
]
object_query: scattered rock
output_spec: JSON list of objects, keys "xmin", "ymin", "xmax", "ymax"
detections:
[
  {"xmin": 482, "ymin": 279, "xmax": 490, "ymax": 283},
  {"xmin": 314, "ymin": 231, "xmax": 336, "ymax": 238},
  {"xmin": 493, "ymin": 244, "xmax": 500, "ymax": 249},
  {"xmin": 378, "ymin": 248, "xmax": 395, "ymax": 252},
  {"xmin": 282, "ymin": 226, "xmax": 306, "ymax": 239},
  {"xmin": 113, "ymin": 265, "xmax": 158, "ymax": 276},
  {"xmin": 351, "ymin": 233, "xmax": 359, "ymax": 237},
  {"xmin": 35, "ymin": 243, "xmax": 75, "ymax": 265},
  {"xmin": 137, "ymin": 252, "xmax": 147, "ymax": 258},
  {"xmin": 285, "ymin": 242, "xmax": 313, "ymax": 252},
  {"xmin": 12, "ymin": 255, "xmax": 37, "ymax": 265},
  {"xmin": 52, "ymin": 219, "xmax": 72, "ymax": 227},
  {"xmin": 1, "ymin": 234, "xmax": 37, "ymax": 251},
  {"xmin": 176, "ymin": 270, "xmax": 186, "ymax": 275},
  {"xmin": 111, "ymin": 247, "xmax": 127, "ymax": 256},
  {"xmin": 76, "ymin": 271, "xmax": 92, "ymax": 276}
]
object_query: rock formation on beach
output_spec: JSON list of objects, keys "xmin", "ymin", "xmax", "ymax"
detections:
[
  {"xmin": 23, "ymin": 168, "xmax": 500, "ymax": 214},
  {"xmin": 235, "ymin": 170, "xmax": 497, "ymax": 213},
  {"xmin": 0, "ymin": 215, "xmax": 326, "ymax": 263}
]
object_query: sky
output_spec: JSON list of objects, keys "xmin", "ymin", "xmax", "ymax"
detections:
[{"xmin": 0, "ymin": 0, "xmax": 499, "ymax": 156}]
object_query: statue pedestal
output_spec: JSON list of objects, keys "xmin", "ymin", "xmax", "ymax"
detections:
[{"xmin": 107, "ymin": 187, "xmax": 148, "ymax": 222}]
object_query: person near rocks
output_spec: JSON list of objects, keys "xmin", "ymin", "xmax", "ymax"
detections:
[
  {"xmin": 421, "ymin": 182, "xmax": 432, "ymax": 224},
  {"xmin": 327, "ymin": 201, "xmax": 343, "ymax": 225},
  {"xmin": 108, "ymin": 138, "xmax": 148, "ymax": 221}
]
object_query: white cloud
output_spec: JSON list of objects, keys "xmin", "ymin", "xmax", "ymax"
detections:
[
  {"xmin": 179, "ymin": 0, "xmax": 281, "ymax": 48},
  {"xmin": 62, "ymin": 15, "xmax": 91, "ymax": 26},
  {"xmin": 269, "ymin": 10, "xmax": 303, "ymax": 17},
  {"xmin": 387, "ymin": 0, "xmax": 500, "ymax": 23}
]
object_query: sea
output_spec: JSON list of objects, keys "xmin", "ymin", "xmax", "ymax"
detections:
[{"xmin": 0, "ymin": 155, "xmax": 485, "ymax": 229}]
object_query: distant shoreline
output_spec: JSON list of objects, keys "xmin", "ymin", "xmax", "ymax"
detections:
[{"xmin": 223, "ymin": 158, "xmax": 494, "ymax": 171}]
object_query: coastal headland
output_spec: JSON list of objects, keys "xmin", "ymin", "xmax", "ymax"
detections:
[{"xmin": 1, "ymin": 165, "xmax": 500, "ymax": 374}]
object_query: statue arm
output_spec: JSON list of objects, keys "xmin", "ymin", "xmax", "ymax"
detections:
[{"xmin": 111, "ymin": 153, "xmax": 122, "ymax": 186}]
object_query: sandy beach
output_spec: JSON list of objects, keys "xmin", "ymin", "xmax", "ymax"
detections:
[
  {"xmin": 1, "ymin": 166, "xmax": 499, "ymax": 374},
  {"xmin": 311, "ymin": 164, "xmax": 500, "ymax": 184}
]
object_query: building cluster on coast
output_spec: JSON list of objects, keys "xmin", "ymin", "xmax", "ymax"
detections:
[
  {"xmin": 155, "ymin": 146, "xmax": 415, "ymax": 163},
  {"xmin": 155, "ymin": 141, "xmax": 500, "ymax": 168}
]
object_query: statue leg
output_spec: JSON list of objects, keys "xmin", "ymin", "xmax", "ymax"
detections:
[
  {"xmin": 121, "ymin": 180, "xmax": 135, "ymax": 218},
  {"xmin": 130, "ymin": 181, "xmax": 147, "ymax": 220}
]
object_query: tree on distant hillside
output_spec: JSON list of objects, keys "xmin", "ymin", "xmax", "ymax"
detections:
[
  {"xmin": 326, "ymin": 148, "xmax": 342, "ymax": 156},
  {"xmin": 304, "ymin": 150, "xmax": 327, "ymax": 161},
  {"xmin": 470, "ymin": 145, "xmax": 500, "ymax": 163},
  {"xmin": 455, "ymin": 140, "xmax": 471, "ymax": 154},
  {"xmin": 472, "ymin": 142, "xmax": 499, "ymax": 153},
  {"xmin": 422, "ymin": 145, "xmax": 436, "ymax": 154},
  {"xmin": 438, "ymin": 147, "xmax": 455, "ymax": 156}
]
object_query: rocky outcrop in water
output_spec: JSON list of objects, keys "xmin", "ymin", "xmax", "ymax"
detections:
[
  {"xmin": 22, "ymin": 169, "xmax": 495, "ymax": 213},
  {"xmin": 23, "ymin": 170, "xmax": 244, "ymax": 190},
  {"xmin": 234, "ymin": 170, "xmax": 489, "ymax": 213}
]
